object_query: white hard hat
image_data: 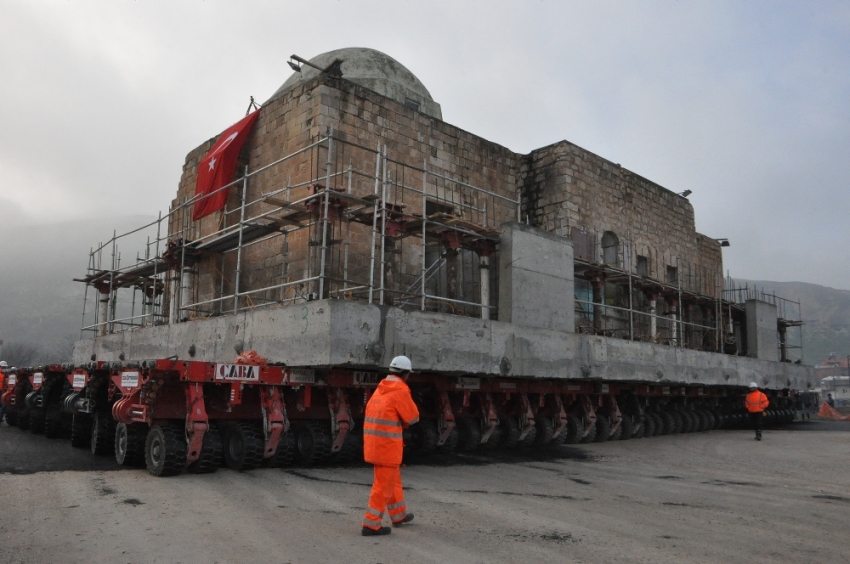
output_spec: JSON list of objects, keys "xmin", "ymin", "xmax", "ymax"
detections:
[
  {"xmin": 0, "ymin": 361, "xmax": 7, "ymax": 368},
  {"xmin": 389, "ymin": 355, "xmax": 412, "ymax": 373},
  {"xmin": 749, "ymin": 382, "xmax": 758, "ymax": 389}
]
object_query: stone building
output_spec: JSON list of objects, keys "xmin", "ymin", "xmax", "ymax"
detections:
[{"xmin": 165, "ymin": 47, "xmax": 724, "ymax": 349}]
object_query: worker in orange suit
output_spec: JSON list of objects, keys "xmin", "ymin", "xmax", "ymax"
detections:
[
  {"xmin": 361, "ymin": 355, "xmax": 419, "ymax": 536},
  {"xmin": 744, "ymin": 382, "xmax": 769, "ymax": 441}
]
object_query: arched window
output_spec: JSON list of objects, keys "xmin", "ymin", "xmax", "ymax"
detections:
[{"xmin": 601, "ymin": 231, "xmax": 619, "ymax": 266}]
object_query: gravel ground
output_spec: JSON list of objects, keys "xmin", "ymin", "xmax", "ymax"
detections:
[{"xmin": 1, "ymin": 420, "xmax": 849, "ymax": 564}]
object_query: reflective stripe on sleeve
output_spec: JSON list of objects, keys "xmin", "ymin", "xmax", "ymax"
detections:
[{"xmin": 407, "ymin": 417, "xmax": 419, "ymax": 425}]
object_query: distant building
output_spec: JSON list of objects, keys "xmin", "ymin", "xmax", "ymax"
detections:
[{"xmin": 817, "ymin": 354, "xmax": 850, "ymax": 405}]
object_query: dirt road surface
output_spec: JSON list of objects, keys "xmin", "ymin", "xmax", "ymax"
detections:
[{"xmin": 2, "ymin": 421, "xmax": 849, "ymax": 564}]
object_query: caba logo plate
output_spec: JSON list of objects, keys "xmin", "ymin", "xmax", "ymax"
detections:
[{"xmin": 215, "ymin": 364, "xmax": 259, "ymax": 382}]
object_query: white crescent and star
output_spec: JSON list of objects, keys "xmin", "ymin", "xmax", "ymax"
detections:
[{"xmin": 205, "ymin": 132, "xmax": 240, "ymax": 172}]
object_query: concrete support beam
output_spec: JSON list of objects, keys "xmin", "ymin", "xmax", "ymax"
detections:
[
  {"xmin": 498, "ymin": 222, "xmax": 574, "ymax": 332},
  {"xmin": 745, "ymin": 299, "xmax": 779, "ymax": 362}
]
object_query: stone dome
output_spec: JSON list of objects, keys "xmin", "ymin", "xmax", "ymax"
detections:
[{"xmin": 268, "ymin": 47, "xmax": 442, "ymax": 120}]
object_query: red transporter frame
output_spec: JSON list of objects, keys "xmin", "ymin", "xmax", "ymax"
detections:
[{"xmin": 17, "ymin": 357, "xmax": 797, "ymax": 478}]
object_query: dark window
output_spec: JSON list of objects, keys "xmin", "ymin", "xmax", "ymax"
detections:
[
  {"xmin": 602, "ymin": 231, "xmax": 619, "ymax": 266},
  {"xmin": 666, "ymin": 266, "xmax": 678, "ymax": 285},
  {"xmin": 636, "ymin": 255, "xmax": 649, "ymax": 277},
  {"xmin": 404, "ymin": 99, "xmax": 420, "ymax": 112},
  {"xmin": 425, "ymin": 200, "xmax": 454, "ymax": 217}
]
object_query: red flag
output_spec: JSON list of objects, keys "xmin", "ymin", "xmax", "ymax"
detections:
[{"xmin": 193, "ymin": 110, "xmax": 260, "ymax": 220}]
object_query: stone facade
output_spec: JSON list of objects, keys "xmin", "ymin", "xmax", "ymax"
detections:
[{"xmin": 169, "ymin": 69, "xmax": 722, "ymax": 323}]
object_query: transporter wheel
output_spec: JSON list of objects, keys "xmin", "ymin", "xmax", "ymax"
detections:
[
  {"xmin": 699, "ymin": 410, "xmax": 712, "ymax": 431},
  {"xmin": 456, "ymin": 417, "xmax": 482, "ymax": 451},
  {"xmin": 437, "ymin": 426, "xmax": 459, "ymax": 452},
  {"xmin": 518, "ymin": 420, "xmax": 538, "ymax": 447},
  {"xmin": 404, "ymin": 419, "xmax": 440, "ymax": 457},
  {"xmin": 685, "ymin": 411, "xmax": 698, "ymax": 433},
  {"xmin": 146, "ymin": 423, "xmax": 187, "ymax": 477},
  {"xmin": 498, "ymin": 416, "xmax": 521, "ymax": 448},
  {"xmin": 580, "ymin": 418, "xmax": 597, "ymax": 443},
  {"xmin": 534, "ymin": 415, "xmax": 555, "ymax": 447},
  {"xmin": 670, "ymin": 412, "xmax": 683, "ymax": 434},
  {"xmin": 560, "ymin": 414, "xmax": 582, "ymax": 444},
  {"xmin": 91, "ymin": 412, "xmax": 116, "ymax": 456},
  {"xmin": 44, "ymin": 405, "xmax": 63, "ymax": 438},
  {"xmin": 335, "ymin": 431, "xmax": 363, "ymax": 463},
  {"xmin": 294, "ymin": 421, "xmax": 333, "ymax": 466},
  {"xmin": 4, "ymin": 410, "xmax": 18, "ymax": 427},
  {"xmin": 657, "ymin": 412, "xmax": 672, "ymax": 435},
  {"xmin": 224, "ymin": 422, "xmax": 266, "ymax": 471},
  {"xmin": 705, "ymin": 410, "xmax": 718, "ymax": 430},
  {"xmin": 265, "ymin": 431, "xmax": 297, "ymax": 467},
  {"xmin": 681, "ymin": 411, "xmax": 697, "ymax": 433},
  {"xmin": 479, "ymin": 422, "xmax": 503, "ymax": 451},
  {"xmin": 70, "ymin": 412, "xmax": 91, "ymax": 448},
  {"xmin": 115, "ymin": 422, "xmax": 147, "ymax": 467},
  {"xmin": 649, "ymin": 413, "xmax": 663, "ymax": 437},
  {"xmin": 29, "ymin": 408, "xmax": 46, "ymax": 434},
  {"xmin": 631, "ymin": 415, "xmax": 645, "ymax": 439},
  {"xmin": 620, "ymin": 414, "xmax": 635, "ymax": 440},
  {"xmin": 17, "ymin": 406, "xmax": 31, "ymax": 430},
  {"xmin": 594, "ymin": 414, "xmax": 611, "ymax": 442},
  {"xmin": 188, "ymin": 425, "xmax": 223, "ymax": 474}
]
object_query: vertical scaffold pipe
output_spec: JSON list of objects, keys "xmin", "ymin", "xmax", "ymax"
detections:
[
  {"xmin": 480, "ymin": 255, "xmax": 490, "ymax": 320},
  {"xmin": 318, "ymin": 128, "xmax": 333, "ymax": 300},
  {"xmin": 233, "ymin": 167, "xmax": 249, "ymax": 313}
]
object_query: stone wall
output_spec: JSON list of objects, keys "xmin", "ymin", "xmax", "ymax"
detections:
[{"xmin": 520, "ymin": 140, "xmax": 722, "ymax": 298}]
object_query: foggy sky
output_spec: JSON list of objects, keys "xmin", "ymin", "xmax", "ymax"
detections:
[{"xmin": 1, "ymin": 1, "xmax": 848, "ymax": 290}]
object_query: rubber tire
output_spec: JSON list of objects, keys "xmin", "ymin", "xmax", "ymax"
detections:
[
  {"xmin": 17, "ymin": 406, "xmax": 30, "ymax": 431},
  {"xmin": 632, "ymin": 414, "xmax": 646, "ymax": 439},
  {"xmin": 519, "ymin": 420, "xmax": 538, "ymax": 448},
  {"xmin": 594, "ymin": 414, "xmax": 611, "ymax": 442},
  {"xmin": 146, "ymin": 423, "xmax": 187, "ymax": 477},
  {"xmin": 70, "ymin": 412, "xmax": 91, "ymax": 448},
  {"xmin": 456, "ymin": 417, "xmax": 481, "ymax": 451},
  {"xmin": 115, "ymin": 422, "xmax": 147, "ymax": 467},
  {"xmin": 669, "ymin": 412, "xmax": 683, "ymax": 434},
  {"xmin": 479, "ymin": 423, "xmax": 503, "ymax": 451},
  {"xmin": 498, "ymin": 416, "xmax": 521, "ymax": 448},
  {"xmin": 29, "ymin": 408, "xmax": 46, "ymax": 434},
  {"xmin": 294, "ymin": 420, "xmax": 333, "ymax": 466},
  {"xmin": 334, "ymin": 431, "xmax": 363, "ymax": 463},
  {"xmin": 650, "ymin": 413, "xmax": 663, "ymax": 437},
  {"xmin": 44, "ymin": 405, "xmax": 63, "ymax": 438},
  {"xmin": 534, "ymin": 415, "xmax": 555, "ymax": 447},
  {"xmin": 404, "ymin": 419, "xmax": 440, "ymax": 457},
  {"xmin": 265, "ymin": 431, "xmax": 297, "ymax": 467},
  {"xmin": 580, "ymin": 418, "xmax": 597, "ymax": 443},
  {"xmin": 225, "ymin": 422, "xmax": 266, "ymax": 471},
  {"xmin": 610, "ymin": 416, "xmax": 624, "ymax": 441},
  {"xmin": 620, "ymin": 414, "xmax": 635, "ymax": 440},
  {"xmin": 4, "ymin": 410, "xmax": 18, "ymax": 427},
  {"xmin": 436, "ymin": 426, "xmax": 459, "ymax": 452},
  {"xmin": 561, "ymin": 414, "xmax": 582, "ymax": 444},
  {"xmin": 91, "ymin": 412, "xmax": 116, "ymax": 456},
  {"xmin": 657, "ymin": 412, "xmax": 672, "ymax": 435},
  {"xmin": 188, "ymin": 425, "xmax": 223, "ymax": 474}
]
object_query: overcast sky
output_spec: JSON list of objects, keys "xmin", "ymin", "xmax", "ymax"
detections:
[{"xmin": 1, "ymin": 1, "xmax": 848, "ymax": 290}]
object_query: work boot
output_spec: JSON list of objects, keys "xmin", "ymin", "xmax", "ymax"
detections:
[
  {"xmin": 756, "ymin": 432, "xmax": 762, "ymax": 441},
  {"xmin": 392, "ymin": 513, "xmax": 414, "ymax": 527},
  {"xmin": 361, "ymin": 526, "xmax": 392, "ymax": 536}
]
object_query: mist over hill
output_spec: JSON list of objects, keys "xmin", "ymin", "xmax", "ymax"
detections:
[
  {"xmin": 1, "ymin": 219, "xmax": 847, "ymax": 367},
  {"xmin": 0, "ymin": 216, "xmax": 155, "ymax": 364}
]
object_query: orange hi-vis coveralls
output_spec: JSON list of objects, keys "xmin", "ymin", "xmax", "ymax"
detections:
[
  {"xmin": 745, "ymin": 390, "xmax": 769, "ymax": 413},
  {"xmin": 362, "ymin": 374, "xmax": 419, "ymax": 530}
]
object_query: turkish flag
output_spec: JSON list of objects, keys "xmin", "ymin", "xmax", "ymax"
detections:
[{"xmin": 193, "ymin": 110, "xmax": 260, "ymax": 220}]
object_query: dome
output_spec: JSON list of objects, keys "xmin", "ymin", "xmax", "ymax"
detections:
[{"xmin": 268, "ymin": 47, "xmax": 442, "ymax": 120}]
